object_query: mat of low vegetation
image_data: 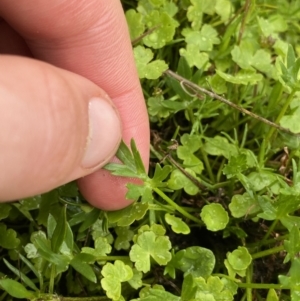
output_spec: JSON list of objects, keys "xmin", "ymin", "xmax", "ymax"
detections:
[{"xmin": 1, "ymin": 1, "xmax": 300, "ymax": 300}]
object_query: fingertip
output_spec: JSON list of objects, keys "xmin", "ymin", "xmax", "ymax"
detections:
[
  {"xmin": 0, "ymin": 55, "xmax": 122, "ymax": 201},
  {"xmin": 77, "ymin": 170, "xmax": 134, "ymax": 211}
]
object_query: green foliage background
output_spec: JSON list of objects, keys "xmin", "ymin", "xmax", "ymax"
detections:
[{"xmin": 2, "ymin": 0, "xmax": 300, "ymax": 300}]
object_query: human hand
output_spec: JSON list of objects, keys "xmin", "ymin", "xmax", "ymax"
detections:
[{"xmin": 0, "ymin": 0, "xmax": 150, "ymax": 210}]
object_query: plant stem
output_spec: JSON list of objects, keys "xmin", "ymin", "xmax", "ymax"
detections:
[
  {"xmin": 35, "ymin": 295, "xmax": 110, "ymax": 301},
  {"xmin": 247, "ymin": 233, "xmax": 288, "ymax": 248},
  {"xmin": 265, "ymin": 89, "xmax": 296, "ymax": 143},
  {"xmin": 153, "ymin": 187, "xmax": 203, "ymax": 225},
  {"xmin": 61, "ymin": 297, "xmax": 110, "ymax": 301},
  {"xmin": 251, "ymin": 245, "xmax": 285, "ymax": 259},
  {"xmin": 258, "ymin": 139, "xmax": 266, "ymax": 168},
  {"xmin": 246, "ymin": 265, "xmax": 252, "ymax": 301},
  {"xmin": 49, "ymin": 265, "xmax": 56, "ymax": 295},
  {"xmin": 260, "ymin": 219, "xmax": 279, "ymax": 247},
  {"xmin": 0, "ymin": 292, "xmax": 7, "ymax": 301},
  {"xmin": 95, "ymin": 256, "xmax": 129, "ymax": 261},
  {"xmin": 213, "ymin": 274, "xmax": 289, "ymax": 289},
  {"xmin": 149, "ymin": 204, "xmax": 156, "ymax": 225},
  {"xmin": 238, "ymin": 283, "xmax": 287, "ymax": 289},
  {"xmin": 164, "ymin": 70, "xmax": 298, "ymax": 136},
  {"xmin": 237, "ymin": 0, "xmax": 252, "ymax": 45},
  {"xmin": 200, "ymin": 148, "xmax": 215, "ymax": 183}
]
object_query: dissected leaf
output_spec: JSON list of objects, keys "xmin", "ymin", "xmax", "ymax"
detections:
[
  {"xmin": 0, "ymin": 204, "xmax": 12, "ymax": 220},
  {"xmin": 130, "ymin": 230, "xmax": 171, "ymax": 272},
  {"xmin": 143, "ymin": 11, "xmax": 179, "ymax": 49},
  {"xmin": 114, "ymin": 227, "xmax": 134, "ymax": 250},
  {"xmin": 134, "ymin": 286, "xmax": 180, "ymax": 301},
  {"xmin": 167, "ymin": 168, "xmax": 200, "ymax": 195},
  {"xmin": 279, "ymin": 258, "xmax": 300, "ymax": 299},
  {"xmin": 187, "ymin": 2, "xmax": 203, "ymax": 29},
  {"xmin": 194, "ymin": 276, "xmax": 235, "ymax": 301},
  {"xmin": 180, "ymin": 44, "xmax": 209, "ymax": 69},
  {"xmin": 231, "ymin": 41, "xmax": 272, "ymax": 73},
  {"xmin": 151, "ymin": 164, "xmax": 172, "ymax": 187},
  {"xmin": 82, "ymin": 237, "xmax": 112, "ymax": 260},
  {"xmin": 91, "ymin": 219, "xmax": 114, "ymax": 244},
  {"xmin": 128, "ymin": 269, "xmax": 143, "ymax": 290},
  {"xmin": 215, "ymin": 0, "xmax": 232, "ymax": 21},
  {"xmin": 182, "ymin": 25, "xmax": 220, "ymax": 51},
  {"xmin": 0, "ymin": 223, "xmax": 20, "ymax": 249},
  {"xmin": 203, "ymin": 136, "xmax": 237, "ymax": 159},
  {"xmin": 148, "ymin": 95, "xmax": 173, "ymax": 118},
  {"xmin": 223, "ymin": 153, "xmax": 248, "ymax": 178},
  {"xmin": 284, "ymin": 226, "xmax": 300, "ymax": 263},
  {"xmin": 134, "ymin": 45, "xmax": 168, "ymax": 79},
  {"xmin": 126, "ymin": 9, "xmax": 145, "ymax": 40},
  {"xmin": 217, "ymin": 69, "xmax": 263, "ymax": 85},
  {"xmin": 101, "ymin": 260, "xmax": 133, "ymax": 300},
  {"xmin": 177, "ymin": 134, "xmax": 204, "ymax": 174}
]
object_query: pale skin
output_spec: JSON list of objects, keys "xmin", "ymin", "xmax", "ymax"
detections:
[{"xmin": 0, "ymin": 1, "xmax": 150, "ymax": 210}]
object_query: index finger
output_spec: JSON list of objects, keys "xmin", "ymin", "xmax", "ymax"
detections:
[{"xmin": 0, "ymin": 0, "xmax": 150, "ymax": 209}]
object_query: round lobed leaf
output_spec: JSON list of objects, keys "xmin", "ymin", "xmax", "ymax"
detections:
[
  {"xmin": 229, "ymin": 193, "xmax": 260, "ymax": 218},
  {"xmin": 227, "ymin": 246, "xmax": 252, "ymax": 271},
  {"xmin": 165, "ymin": 213, "xmax": 190, "ymax": 234},
  {"xmin": 174, "ymin": 246, "xmax": 215, "ymax": 278},
  {"xmin": 200, "ymin": 204, "xmax": 229, "ymax": 231}
]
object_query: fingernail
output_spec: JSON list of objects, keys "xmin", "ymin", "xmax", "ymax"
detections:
[{"xmin": 81, "ymin": 97, "xmax": 121, "ymax": 168}]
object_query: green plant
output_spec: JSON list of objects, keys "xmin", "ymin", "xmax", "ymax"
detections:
[{"xmin": 2, "ymin": 0, "xmax": 300, "ymax": 300}]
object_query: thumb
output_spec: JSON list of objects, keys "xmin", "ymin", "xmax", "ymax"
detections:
[{"xmin": 0, "ymin": 55, "xmax": 121, "ymax": 201}]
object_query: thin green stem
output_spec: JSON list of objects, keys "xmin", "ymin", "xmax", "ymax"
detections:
[
  {"xmin": 149, "ymin": 203, "xmax": 199, "ymax": 213},
  {"xmin": 0, "ymin": 292, "xmax": 7, "ymax": 301},
  {"xmin": 153, "ymin": 187, "xmax": 203, "ymax": 225},
  {"xmin": 213, "ymin": 274, "xmax": 288, "ymax": 289},
  {"xmin": 61, "ymin": 297, "xmax": 110, "ymax": 301},
  {"xmin": 258, "ymin": 139, "xmax": 266, "ymax": 168},
  {"xmin": 150, "ymin": 144, "xmax": 163, "ymax": 160},
  {"xmin": 216, "ymin": 158, "xmax": 225, "ymax": 183},
  {"xmin": 238, "ymin": 283, "xmax": 287, "ymax": 289},
  {"xmin": 48, "ymin": 265, "xmax": 56, "ymax": 295},
  {"xmin": 187, "ymin": 107, "xmax": 196, "ymax": 124},
  {"xmin": 246, "ymin": 265, "xmax": 252, "ymax": 301},
  {"xmin": 95, "ymin": 256, "xmax": 129, "ymax": 261},
  {"xmin": 240, "ymin": 123, "xmax": 248, "ymax": 149},
  {"xmin": 247, "ymin": 233, "xmax": 288, "ymax": 248},
  {"xmin": 258, "ymin": 219, "xmax": 279, "ymax": 248},
  {"xmin": 265, "ymin": 90, "xmax": 296, "ymax": 143},
  {"xmin": 35, "ymin": 295, "xmax": 110, "ymax": 301},
  {"xmin": 149, "ymin": 206, "xmax": 156, "ymax": 225},
  {"xmin": 150, "ymin": 144, "xmax": 230, "ymax": 191},
  {"xmin": 200, "ymin": 149, "xmax": 215, "ymax": 183},
  {"xmin": 251, "ymin": 245, "xmax": 284, "ymax": 259}
]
